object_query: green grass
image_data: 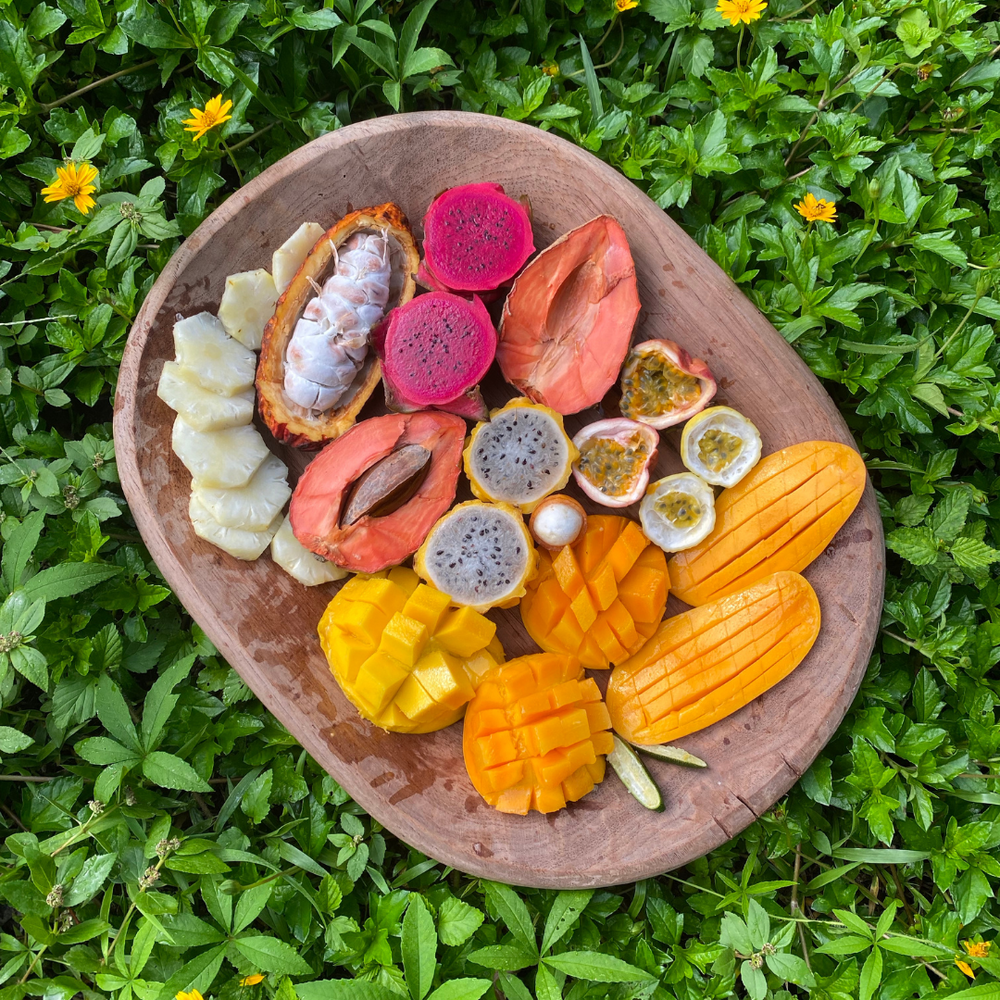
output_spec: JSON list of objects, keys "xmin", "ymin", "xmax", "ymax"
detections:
[{"xmin": 1, "ymin": 0, "xmax": 1000, "ymax": 998}]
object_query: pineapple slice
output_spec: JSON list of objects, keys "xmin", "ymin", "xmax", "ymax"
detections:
[
  {"xmin": 272, "ymin": 222, "xmax": 325, "ymax": 294},
  {"xmin": 271, "ymin": 515, "xmax": 348, "ymax": 586},
  {"xmin": 172, "ymin": 416, "xmax": 270, "ymax": 489},
  {"xmin": 218, "ymin": 269, "xmax": 278, "ymax": 351},
  {"xmin": 189, "ymin": 493, "xmax": 280, "ymax": 560},
  {"xmin": 193, "ymin": 453, "xmax": 291, "ymax": 531},
  {"xmin": 157, "ymin": 361, "xmax": 254, "ymax": 431},
  {"xmin": 173, "ymin": 313, "xmax": 256, "ymax": 396}
]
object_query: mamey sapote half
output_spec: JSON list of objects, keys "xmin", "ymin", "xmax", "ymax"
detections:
[
  {"xmin": 520, "ymin": 515, "xmax": 668, "ymax": 669},
  {"xmin": 257, "ymin": 203, "xmax": 419, "ymax": 448},
  {"xmin": 497, "ymin": 216, "xmax": 640, "ymax": 415},
  {"xmin": 607, "ymin": 572, "xmax": 820, "ymax": 744},
  {"xmin": 463, "ymin": 652, "xmax": 613, "ymax": 815},
  {"xmin": 290, "ymin": 411, "xmax": 464, "ymax": 572},
  {"xmin": 374, "ymin": 291, "xmax": 497, "ymax": 420},
  {"xmin": 668, "ymin": 440, "xmax": 867, "ymax": 605},
  {"xmin": 419, "ymin": 183, "xmax": 535, "ymax": 295},
  {"xmin": 319, "ymin": 567, "xmax": 505, "ymax": 733}
]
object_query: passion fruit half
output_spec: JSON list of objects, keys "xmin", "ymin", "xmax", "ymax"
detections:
[
  {"xmin": 571, "ymin": 417, "xmax": 659, "ymax": 508},
  {"xmin": 289, "ymin": 411, "xmax": 465, "ymax": 573},
  {"xmin": 639, "ymin": 473, "xmax": 716, "ymax": 553},
  {"xmin": 619, "ymin": 339, "xmax": 716, "ymax": 429},
  {"xmin": 680, "ymin": 406, "xmax": 762, "ymax": 488},
  {"xmin": 257, "ymin": 203, "xmax": 420, "ymax": 449}
]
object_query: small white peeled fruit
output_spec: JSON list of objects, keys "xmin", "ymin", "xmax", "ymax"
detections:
[
  {"xmin": 270, "ymin": 515, "xmax": 348, "ymax": 586},
  {"xmin": 157, "ymin": 361, "xmax": 254, "ymax": 431},
  {"xmin": 218, "ymin": 269, "xmax": 278, "ymax": 351},
  {"xmin": 193, "ymin": 453, "xmax": 291, "ymax": 531},
  {"xmin": 172, "ymin": 416, "xmax": 271, "ymax": 490},
  {"xmin": 272, "ymin": 221, "xmax": 325, "ymax": 294},
  {"xmin": 189, "ymin": 493, "xmax": 281, "ymax": 561},
  {"xmin": 173, "ymin": 312, "xmax": 257, "ymax": 396},
  {"xmin": 680, "ymin": 406, "xmax": 762, "ymax": 488},
  {"xmin": 640, "ymin": 472, "xmax": 717, "ymax": 552}
]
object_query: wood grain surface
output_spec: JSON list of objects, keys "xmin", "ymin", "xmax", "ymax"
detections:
[{"xmin": 113, "ymin": 111, "xmax": 884, "ymax": 889}]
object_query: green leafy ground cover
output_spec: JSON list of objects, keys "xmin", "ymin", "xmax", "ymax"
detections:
[{"xmin": 1, "ymin": 0, "xmax": 1000, "ymax": 998}]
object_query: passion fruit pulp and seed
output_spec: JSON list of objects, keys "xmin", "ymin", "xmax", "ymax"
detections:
[
  {"xmin": 621, "ymin": 354, "xmax": 702, "ymax": 422},
  {"xmin": 576, "ymin": 435, "xmax": 652, "ymax": 499},
  {"xmin": 653, "ymin": 489, "xmax": 705, "ymax": 528},
  {"xmin": 696, "ymin": 430, "xmax": 745, "ymax": 475}
]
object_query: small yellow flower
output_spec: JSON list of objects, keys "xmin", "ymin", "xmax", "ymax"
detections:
[
  {"xmin": 541, "ymin": 60, "xmax": 559, "ymax": 76},
  {"xmin": 176, "ymin": 990, "xmax": 204, "ymax": 1000},
  {"xmin": 716, "ymin": 0, "xmax": 767, "ymax": 25},
  {"xmin": 183, "ymin": 94, "xmax": 234, "ymax": 141},
  {"xmin": 240, "ymin": 974, "xmax": 265, "ymax": 987},
  {"xmin": 615, "ymin": 0, "xmax": 639, "ymax": 10},
  {"xmin": 40, "ymin": 162, "xmax": 99, "ymax": 215},
  {"xmin": 956, "ymin": 939, "xmax": 990, "ymax": 979},
  {"xmin": 794, "ymin": 192, "xmax": 837, "ymax": 224}
]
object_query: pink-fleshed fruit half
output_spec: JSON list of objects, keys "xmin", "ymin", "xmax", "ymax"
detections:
[
  {"xmin": 374, "ymin": 291, "xmax": 497, "ymax": 420},
  {"xmin": 497, "ymin": 215, "xmax": 640, "ymax": 415},
  {"xmin": 619, "ymin": 339, "xmax": 717, "ymax": 429},
  {"xmin": 572, "ymin": 418, "xmax": 660, "ymax": 508},
  {"xmin": 420, "ymin": 182, "xmax": 535, "ymax": 294}
]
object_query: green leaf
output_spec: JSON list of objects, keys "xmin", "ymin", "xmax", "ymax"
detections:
[
  {"xmin": 1, "ymin": 510, "xmax": 45, "ymax": 592},
  {"xmin": 140, "ymin": 654, "xmax": 194, "ymax": 750},
  {"xmin": 467, "ymin": 944, "xmax": 538, "ymax": 971},
  {"xmin": 741, "ymin": 960, "xmax": 767, "ymax": 1000},
  {"xmin": 880, "ymin": 936, "xmax": 950, "ymax": 957},
  {"xmin": 231, "ymin": 934, "xmax": 313, "ymax": 975},
  {"xmin": 437, "ymin": 896, "xmax": 484, "ymax": 947},
  {"xmin": 815, "ymin": 935, "xmax": 876, "ymax": 956},
  {"xmin": 886, "ymin": 526, "xmax": 939, "ymax": 566},
  {"xmin": 765, "ymin": 951, "xmax": 815, "ymax": 985},
  {"xmin": 75, "ymin": 736, "xmax": 140, "ymax": 766},
  {"xmin": 65, "ymin": 852, "xmax": 116, "ymax": 906},
  {"xmin": 402, "ymin": 895, "xmax": 436, "ymax": 1000},
  {"xmin": 241, "ymin": 768, "xmax": 273, "ymax": 824},
  {"xmin": 859, "ymin": 945, "xmax": 882, "ymax": 1000},
  {"xmin": 95, "ymin": 674, "xmax": 140, "ymax": 751},
  {"xmin": 142, "ymin": 751, "xmax": 212, "ymax": 792},
  {"xmin": 106, "ymin": 221, "xmax": 139, "ymax": 269},
  {"xmin": 21, "ymin": 562, "xmax": 120, "ymax": 602},
  {"xmin": 745, "ymin": 899, "xmax": 770, "ymax": 948},
  {"xmin": 296, "ymin": 983, "xmax": 400, "ymax": 1000},
  {"xmin": 0, "ymin": 726, "xmax": 34, "ymax": 754},
  {"xmin": 484, "ymin": 882, "xmax": 537, "ymax": 955},
  {"xmin": 542, "ymin": 951, "xmax": 655, "ymax": 982},
  {"xmin": 950, "ymin": 537, "xmax": 1000, "ymax": 571},
  {"xmin": 541, "ymin": 889, "xmax": 593, "ymax": 955},
  {"xmin": 832, "ymin": 848, "xmax": 930, "ymax": 863},
  {"xmin": 426, "ymin": 981, "xmax": 492, "ymax": 1000},
  {"xmin": 233, "ymin": 883, "xmax": 273, "ymax": 934},
  {"xmin": 578, "ymin": 34, "xmax": 603, "ymax": 123}
]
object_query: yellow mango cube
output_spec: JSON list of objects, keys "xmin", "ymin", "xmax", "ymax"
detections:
[
  {"xmin": 413, "ymin": 649, "xmax": 476, "ymax": 710},
  {"xmin": 325, "ymin": 627, "xmax": 370, "ymax": 683},
  {"xmin": 435, "ymin": 606, "xmax": 496, "ymax": 657},
  {"xmin": 352, "ymin": 651, "xmax": 409, "ymax": 715},
  {"xmin": 402, "ymin": 583, "xmax": 452, "ymax": 632},
  {"xmin": 394, "ymin": 673, "xmax": 437, "ymax": 722},
  {"xmin": 378, "ymin": 612, "xmax": 428, "ymax": 667},
  {"xmin": 335, "ymin": 600, "xmax": 388, "ymax": 646},
  {"xmin": 388, "ymin": 566, "xmax": 420, "ymax": 595}
]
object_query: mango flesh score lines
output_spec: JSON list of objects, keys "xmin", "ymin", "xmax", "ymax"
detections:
[
  {"xmin": 668, "ymin": 440, "xmax": 866, "ymax": 606},
  {"xmin": 463, "ymin": 653, "xmax": 614, "ymax": 815},
  {"xmin": 607, "ymin": 571, "xmax": 821, "ymax": 746}
]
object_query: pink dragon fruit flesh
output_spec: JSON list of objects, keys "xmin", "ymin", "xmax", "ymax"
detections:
[
  {"xmin": 420, "ymin": 182, "xmax": 535, "ymax": 294},
  {"xmin": 375, "ymin": 291, "xmax": 497, "ymax": 420}
]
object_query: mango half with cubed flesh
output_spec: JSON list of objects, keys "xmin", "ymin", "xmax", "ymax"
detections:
[
  {"xmin": 667, "ymin": 440, "xmax": 867, "ymax": 605},
  {"xmin": 463, "ymin": 653, "xmax": 613, "ymax": 815},
  {"xmin": 607, "ymin": 571, "xmax": 820, "ymax": 745},
  {"xmin": 519, "ymin": 515, "xmax": 669, "ymax": 669},
  {"xmin": 318, "ymin": 567, "xmax": 505, "ymax": 733}
]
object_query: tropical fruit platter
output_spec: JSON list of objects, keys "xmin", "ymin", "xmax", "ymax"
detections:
[{"xmin": 115, "ymin": 112, "xmax": 884, "ymax": 888}]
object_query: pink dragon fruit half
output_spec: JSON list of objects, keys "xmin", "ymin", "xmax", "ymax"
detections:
[
  {"xmin": 374, "ymin": 291, "xmax": 497, "ymax": 421},
  {"xmin": 419, "ymin": 182, "xmax": 535, "ymax": 295}
]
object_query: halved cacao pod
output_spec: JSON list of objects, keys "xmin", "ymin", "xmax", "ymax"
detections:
[
  {"xmin": 289, "ymin": 411, "xmax": 465, "ymax": 573},
  {"xmin": 497, "ymin": 215, "xmax": 640, "ymax": 415},
  {"xmin": 257, "ymin": 203, "xmax": 419, "ymax": 448}
]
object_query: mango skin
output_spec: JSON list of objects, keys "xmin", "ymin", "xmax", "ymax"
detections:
[
  {"xmin": 668, "ymin": 440, "xmax": 867, "ymax": 606},
  {"xmin": 607, "ymin": 571, "xmax": 820, "ymax": 745}
]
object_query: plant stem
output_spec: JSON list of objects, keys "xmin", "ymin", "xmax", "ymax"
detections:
[{"xmin": 38, "ymin": 59, "xmax": 158, "ymax": 112}]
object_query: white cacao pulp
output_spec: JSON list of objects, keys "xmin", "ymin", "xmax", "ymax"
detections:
[{"xmin": 283, "ymin": 232, "xmax": 392, "ymax": 411}]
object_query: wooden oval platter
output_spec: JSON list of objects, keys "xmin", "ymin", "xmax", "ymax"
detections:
[{"xmin": 114, "ymin": 111, "xmax": 884, "ymax": 889}]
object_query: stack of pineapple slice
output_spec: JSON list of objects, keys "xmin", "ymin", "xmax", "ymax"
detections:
[
  {"xmin": 159, "ymin": 313, "xmax": 288, "ymax": 560},
  {"xmin": 157, "ymin": 221, "xmax": 345, "ymax": 583}
]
